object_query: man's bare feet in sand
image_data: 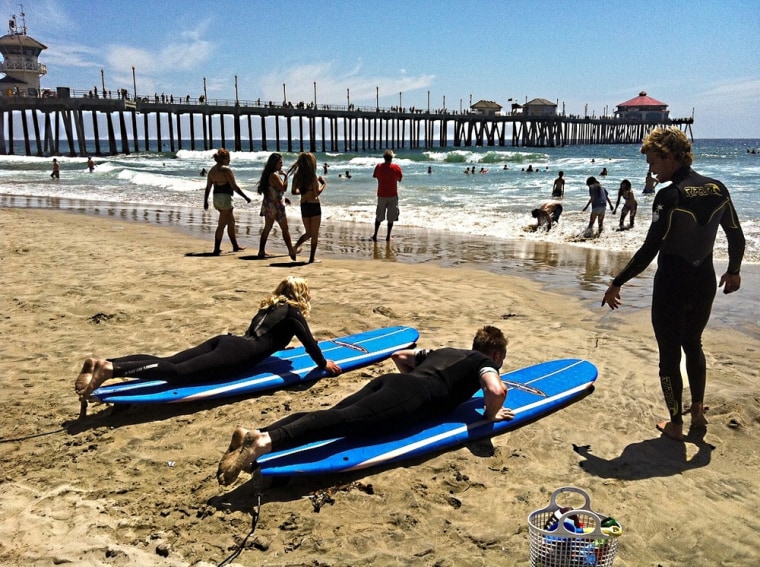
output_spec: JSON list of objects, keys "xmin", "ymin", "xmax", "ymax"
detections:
[
  {"xmin": 216, "ymin": 427, "xmax": 256, "ymax": 486},
  {"xmin": 656, "ymin": 420, "xmax": 685, "ymax": 441},
  {"xmin": 76, "ymin": 358, "xmax": 114, "ymax": 401},
  {"xmin": 75, "ymin": 358, "xmax": 96, "ymax": 399},
  {"xmin": 690, "ymin": 404, "xmax": 708, "ymax": 428}
]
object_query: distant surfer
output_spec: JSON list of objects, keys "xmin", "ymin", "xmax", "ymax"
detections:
[
  {"xmin": 74, "ymin": 277, "xmax": 341, "ymax": 417},
  {"xmin": 50, "ymin": 158, "xmax": 60, "ymax": 179},
  {"xmin": 217, "ymin": 325, "xmax": 514, "ymax": 486}
]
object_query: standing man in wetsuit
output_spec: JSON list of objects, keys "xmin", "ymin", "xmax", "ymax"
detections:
[
  {"xmin": 601, "ymin": 128, "xmax": 745, "ymax": 441},
  {"xmin": 372, "ymin": 149, "xmax": 403, "ymax": 241}
]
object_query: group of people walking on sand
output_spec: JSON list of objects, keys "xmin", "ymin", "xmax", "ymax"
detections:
[
  {"xmin": 74, "ymin": 127, "xmax": 744, "ymax": 494},
  {"xmin": 203, "ymin": 147, "xmax": 402, "ymax": 262}
]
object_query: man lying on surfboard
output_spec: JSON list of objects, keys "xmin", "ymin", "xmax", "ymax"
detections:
[
  {"xmin": 217, "ymin": 325, "xmax": 514, "ymax": 486},
  {"xmin": 74, "ymin": 276, "xmax": 341, "ymax": 417}
]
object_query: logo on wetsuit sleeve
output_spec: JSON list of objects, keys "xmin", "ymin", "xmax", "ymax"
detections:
[
  {"xmin": 683, "ymin": 183, "xmax": 721, "ymax": 197},
  {"xmin": 652, "ymin": 204, "xmax": 664, "ymax": 223}
]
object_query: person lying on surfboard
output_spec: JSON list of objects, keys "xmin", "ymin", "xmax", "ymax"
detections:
[
  {"xmin": 74, "ymin": 276, "xmax": 341, "ymax": 416},
  {"xmin": 217, "ymin": 325, "xmax": 514, "ymax": 486}
]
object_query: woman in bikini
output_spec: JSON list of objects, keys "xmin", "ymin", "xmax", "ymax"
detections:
[
  {"xmin": 291, "ymin": 152, "xmax": 327, "ymax": 263},
  {"xmin": 202, "ymin": 148, "xmax": 251, "ymax": 255}
]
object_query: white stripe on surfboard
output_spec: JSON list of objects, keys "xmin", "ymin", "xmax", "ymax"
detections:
[
  {"xmin": 344, "ymin": 381, "xmax": 594, "ymax": 472},
  {"xmin": 171, "ymin": 337, "xmax": 414, "ymax": 402},
  {"xmin": 503, "ymin": 358, "xmax": 587, "ymax": 386},
  {"xmin": 100, "ymin": 327, "xmax": 416, "ymax": 403}
]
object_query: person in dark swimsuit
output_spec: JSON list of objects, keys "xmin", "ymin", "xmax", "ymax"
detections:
[
  {"xmin": 291, "ymin": 152, "xmax": 327, "ymax": 263},
  {"xmin": 602, "ymin": 128, "xmax": 745, "ymax": 441},
  {"xmin": 217, "ymin": 325, "xmax": 514, "ymax": 486},
  {"xmin": 203, "ymin": 148, "xmax": 251, "ymax": 255},
  {"xmin": 74, "ymin": 277, "xmax": 341, "ymax": 414}
]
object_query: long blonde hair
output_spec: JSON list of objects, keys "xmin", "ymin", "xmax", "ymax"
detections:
[
  {"xmin": 292, "ymin": 152, "xmax": 317, "ymax": 194},
  {"xmin": 260, "ymin": 276, "xmax": 311, "ymax": 316}
]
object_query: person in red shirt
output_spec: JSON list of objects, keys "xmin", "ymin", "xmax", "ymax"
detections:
[{"xmin": 372, "ymin": 149, "xmax": 403, "ymax": 241}]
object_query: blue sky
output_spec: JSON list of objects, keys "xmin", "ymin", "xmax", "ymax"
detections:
[{"xmin": 4, "ymin": 0, "xmax": 759, "ymax": 138}]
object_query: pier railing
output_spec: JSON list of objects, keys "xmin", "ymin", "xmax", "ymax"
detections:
[{"xmin": 0, "ymin": 91, "xmax": 694, "ymax": 157}]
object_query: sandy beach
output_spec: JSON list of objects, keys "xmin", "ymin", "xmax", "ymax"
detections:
[{"xmin": 1, "ymin": 206, "xmax": 759, "ymax": 567}]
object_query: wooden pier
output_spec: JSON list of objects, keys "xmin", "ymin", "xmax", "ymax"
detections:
[{"xmin": 0, "ymin": 93, "xmax": 694, "ymax": 157}]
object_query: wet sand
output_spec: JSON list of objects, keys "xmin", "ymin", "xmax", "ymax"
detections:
[{"xmin": 1, "ymin": 205, "xmax": 759, "ymax": 566}]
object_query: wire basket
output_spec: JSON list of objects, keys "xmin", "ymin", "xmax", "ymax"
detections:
[{"xmin": 528, "ymin": 487, "xmax": 621, "ymax": 567}]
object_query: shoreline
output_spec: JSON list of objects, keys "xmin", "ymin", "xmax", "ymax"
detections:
[
  {"xmin": 3, "ymin": 192, "xmax": 759, "ymax": 336},
  {"xmin": 2, "ymin": 206, "xmax": 760, "ymax": 566}
]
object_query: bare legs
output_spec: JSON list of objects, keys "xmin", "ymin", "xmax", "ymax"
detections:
[
  {"xmin": 258, "ymin": 217, "xmax": 296, "ymax": 260},
  {"xmin": 295, "ymin": 215, "xmax": 322, "ymax": 263},
  {"xmin": 217, "ymin": 426, "xmax": 273, "ymax": 486},
  {"xmin": 214, "ymin": 209, "xmax": 244, "ymax": 255},
  {"xmin": 372, "ymin": 220, "xmax": 393, "ymax": 242}
]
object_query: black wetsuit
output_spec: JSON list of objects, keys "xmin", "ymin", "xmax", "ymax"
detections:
[
  {"xmin": 110, "ymin": 303, "xmax": 327, "ymax": 383},
  {"xmin": 612, "ymin": 166, "xmax": 745, "ymax": 423},
  {"xmin": 263, "ymin": 348, "xmax": 498, "ymax": 451}
]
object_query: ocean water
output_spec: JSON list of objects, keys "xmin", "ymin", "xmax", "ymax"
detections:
[{"xmin": 1, "ymin": 138, "xmax": 758, "ymax": 263}]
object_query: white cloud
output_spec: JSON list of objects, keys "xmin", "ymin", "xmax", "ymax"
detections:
[{"xmin": 258, "ymin": 61, "xmax": 435, "ymax": 107}]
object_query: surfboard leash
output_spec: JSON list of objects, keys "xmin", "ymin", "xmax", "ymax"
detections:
[{"xmin": 217, "ymin": 491, "xmax": 262, "ymax": 567}]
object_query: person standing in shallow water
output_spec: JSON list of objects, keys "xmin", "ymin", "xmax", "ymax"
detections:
[
  {"xmin": 372, "ymin": 149, "xmax": 403, "ymax": 241},
  {"xmin": 203, "ymin": 148, "xmax": 251, "ymax": 255},
  {"xmin": 602, "ymin": 127, "xmax": 745, "ymax": 441}
]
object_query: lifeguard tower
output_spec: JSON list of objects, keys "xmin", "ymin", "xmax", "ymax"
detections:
[{"xmin": 0, "ymin": 8, "xmax": 47, "ymax": 97}]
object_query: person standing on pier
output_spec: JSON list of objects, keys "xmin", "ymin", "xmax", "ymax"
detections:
[
  {"xmin": 257, "ymin": 153, "xmax": 297, "ymax": 260},
  {"xmin": 203, "ymin": 148, "xmax": 251, "ymax": 255},
  {"xmin": 372, "ymin": 149, "xmax": 403, "ymax": 241}
]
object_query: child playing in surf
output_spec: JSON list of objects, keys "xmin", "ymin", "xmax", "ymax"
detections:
[{"xmin": 612, "ymin": 179, "xmax": 637, "ymax": 229}]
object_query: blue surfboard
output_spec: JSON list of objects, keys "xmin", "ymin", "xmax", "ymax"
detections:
[
  {"xmin": 256, "ymin": 358, "xmax": 597, "ymax": 476},
  {"xmin": 91, "ymin": 326, "xmax": 419, "ymax": 405}
]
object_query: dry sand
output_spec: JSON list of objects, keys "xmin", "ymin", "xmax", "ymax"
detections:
[{"xmin": 1, "ymin": 206, "xmax": 759, "ymax": 566}]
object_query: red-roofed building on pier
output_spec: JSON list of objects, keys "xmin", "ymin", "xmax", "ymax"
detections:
[{"xmin": 615, "ymin": 91, "xmax": 669, "ymax": 121}]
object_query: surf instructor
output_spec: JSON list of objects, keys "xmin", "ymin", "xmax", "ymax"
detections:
[
  {"xmin": 217, "ymin": 325, "xmax": 514, "ymax": 486},
  {"xmin": 74, "ymin": 276, "xmax": 341, "ymax": 416},
  {"xmin": 601, "ymin": 127, "xmax": 745, "ymax": 441}
]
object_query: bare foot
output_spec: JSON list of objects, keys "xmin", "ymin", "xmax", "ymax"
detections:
[
  {"xmin": 656, "ymin": 420, "xmax": 685, "ymax": 441},
  {"xmin": 217, "ymin": 427, "xmax": 258, "ymax": 486},
  {"xmin": 232, "ymin": 245, "xmax": 246, "ymax": 252},
  {"xmin": 690, "ymin": 404, "xmax": 709, "ymax": 428},
  {"xmin": 75, "ymin": 358, "xmax": 96, "ymax": 398},
  {"xmin": 79, "ymin": 358, "xmax": 113, "ymax": 399}
]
